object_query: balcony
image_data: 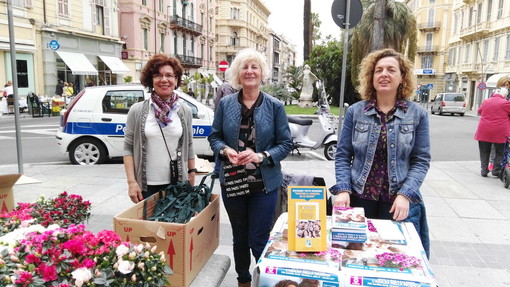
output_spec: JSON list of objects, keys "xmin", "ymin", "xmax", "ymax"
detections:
[
  {"xmin": 417, "ymin": 45, "xmax": 440, "ymax": 54},
  {"xmin": 460, "ymin": 63, "xmax": 477, "ymax": 73},
  {"xmin": 459, "ymin": 22, "xmax": 490, "ymax": 41},
  {"xmin": 418, "ymin": 21, "xmax": 441, "ymax": 32},
  {"xmin": 170, "ymin": 15, "xmax": 202, "ymax": 35},
  {"xmin": 175, "ymin": 54, "xmax": 202, "ymax": 68}
]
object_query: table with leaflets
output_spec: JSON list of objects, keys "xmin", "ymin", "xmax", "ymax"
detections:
[{"xmin": 254, "ymin": 213, "xmax": 437, "ymax": 287}]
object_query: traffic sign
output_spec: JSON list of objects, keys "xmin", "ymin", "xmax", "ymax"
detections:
[
  {"xmin": 478, "ymin": 82, "xmax": 486, "ymax": 90},
  {"xmin": 218, "ymin": 60, "xmax": 229, "ymax": 72},
  {"xmin": 331, "ymin": 0, "xmax": 363, "ymax": 29},
  {"xmin": 48, "ymin": 40, "xmax": 60, "ymax": 50}
]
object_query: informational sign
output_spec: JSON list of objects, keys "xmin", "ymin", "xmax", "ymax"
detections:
[
  {"xmin": 218, "ymin": 60, "xmax": 229, "ymax": 72},
  {"xmin": 48, "ymin": 40, "xmax": 60, "ymax": 50},
  {"xmin": 478, "ymin": 82, "xmax": 487, "ymax": 90}
]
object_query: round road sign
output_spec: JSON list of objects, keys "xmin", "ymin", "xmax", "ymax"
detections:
[
  {"xmin": 478, "ymin": 82, "xmax": 486, "ymax": 90},
  {"xmin": 218, "ymin": 60, "xmax": 229, "ymax": 72}
]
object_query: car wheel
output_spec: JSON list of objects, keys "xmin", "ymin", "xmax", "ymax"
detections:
[
  {"xmin": 69, "ymin": 138, "xmax": 107, "ymax": 165},
  {"xmin": 460, "ymin": 113, "xmax": 465, "ymax": 116},
  {"xmin": 324, "ymin": 142, "xmax": 337, "ymax": 161},
  {"xmin": 431, "ymin": 107, "xmax": 435, "ymax": 114},
  {"xmin": 438, "ymin": 108, "xmax": 444, "ymax": 115}
]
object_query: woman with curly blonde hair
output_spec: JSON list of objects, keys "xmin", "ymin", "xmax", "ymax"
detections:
[{"xmin": 330, "ymin": 48, "xmax": 431, "ymax": 257}]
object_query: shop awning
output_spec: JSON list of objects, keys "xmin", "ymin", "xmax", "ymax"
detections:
[
  {"xmin": 98, "ymin": 55, "xmax": 131, "ymax": 74},
  {"xmin": 56, "ymin": 51, "xmax": 98, "ymax": 75},
  {"xmin": 486, "ymin": 73, "xmax": 510, "ymax": 88},
  {"xmin": 212, "ymin": 74, "xmax": 223, "ymax": 86}
]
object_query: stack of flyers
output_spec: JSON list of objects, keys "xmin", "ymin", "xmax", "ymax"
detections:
[{"xmin": 331, "ymin": 207, "xmax": 368, "ymax": 244}]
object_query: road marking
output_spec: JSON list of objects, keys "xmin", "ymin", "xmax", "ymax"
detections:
[{"xmin": 0, "ymin": 129, "xmax": 58, "ymax": 135}]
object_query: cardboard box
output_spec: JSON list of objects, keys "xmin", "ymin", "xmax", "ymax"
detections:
[
  {"xmin": 113, "ymin": 193, "xmax": 220, "ymax": 287},
  {"xmin": 0, "ymin": 174, "xmax": 21, "ymax": 213}
]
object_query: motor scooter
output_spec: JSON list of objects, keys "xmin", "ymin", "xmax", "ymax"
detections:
[{"xmin": 287, "ymin": 81, "xmax": 339, "ymax": 160}]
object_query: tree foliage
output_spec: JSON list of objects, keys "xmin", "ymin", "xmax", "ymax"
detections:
[
  {"xmin": 283, "ymin": 65, "xmax": 303, "ymax": 99},
  {"xmin": 306, "ymin": 40, "xmax": 358, "ymax": 107},
  {"xmin": 350, "ymin": 0, "xmax": 417, "ymax": 86}
]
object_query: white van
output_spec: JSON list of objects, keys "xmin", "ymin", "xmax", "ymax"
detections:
[
  {"xmin": 55, "ymin": 85, "xmax": 214, "ymax": 165},
  {"xmin": 430, "ymin": 93, "xmax": 466, "ymax": 116}
]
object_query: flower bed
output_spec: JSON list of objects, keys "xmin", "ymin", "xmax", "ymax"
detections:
[{"xmin": 0, "ymin": 192, "xmax": 172, "ymax": 286}]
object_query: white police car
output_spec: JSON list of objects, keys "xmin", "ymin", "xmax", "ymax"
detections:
[{"xmin": 55, "ymin": 85, "xmax": 214, "ymax": 165}]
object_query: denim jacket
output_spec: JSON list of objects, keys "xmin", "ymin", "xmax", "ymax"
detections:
[
  {"xmin": 208, "ymin": 91, "xmax": 292, "ymax": 192},
  {"xmin": 330, "ymin": 100, "xmax": 431, "ymax": 203}
]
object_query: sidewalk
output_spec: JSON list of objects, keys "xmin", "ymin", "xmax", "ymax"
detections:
[{"xmin": 1, "ymin": 158, "xmax": 510, "ymax": 286}]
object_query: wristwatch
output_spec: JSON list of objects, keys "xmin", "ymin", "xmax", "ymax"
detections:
[
  {"xmin": 187, "ymin": 168, "xmax": 197, "ymax": 174},
  {"xmin": 257, "ymin": 152, "xmax": 265, "ymax": 163},
  {"xmin": 219, "ymin": 146, "xmax": 229, "ymax": 156}
]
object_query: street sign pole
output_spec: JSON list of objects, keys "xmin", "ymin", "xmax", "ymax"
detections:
[
  {"xmin": 7, "ymin": 0, "xmax": 24, "ymax": 174},
  {"xmin": 337, "ymin": 0, "xmax": 351, "ymax": 140}
]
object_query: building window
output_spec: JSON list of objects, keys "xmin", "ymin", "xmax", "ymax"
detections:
[
  {"xmin": 483, "ymin": 39, "xmax": 489, "ymax": 61},
  {"xmin": 95, "ymin": 5, "xmax": 104, "ymax": 35},
  {"xmin": 497, "ymin": 0, "xmax": 503, "ymax": 18},
  {"xmin": 16, "ymin": 59, "xmax": 28, "ymax": 88},
  {"xmin": 427, "ymin": 9, "xmax": 434, "ymax": 24},
  {"xmin": 453, "ymin": 13, "xmax": 458, "ymax": 34},
  {"xmin": 183, "ymin": 34, "xmax": 187, "ymax": 56},
  {"xmin": 476, "ymin": 3, "xmax": 482, "ymax": 24},
  {"xmin": 231, "ymin": 7, "xmax": 240, "ymax": 19},
  {"xmin": 201, "ymin": 44, "xmax": 204, "ymax": 60},
  {"xmin": 209, "ymin": 45, "xmax": 213, "ymax": 61},
  {"xmin": 465, "ymin": 44, "xmax": 471, "ymax": 63},
  {"xmin": 493, "ymin": 37, "xmax": 500, "ymax": 61},
  {"xmin": 448, "ymin": 49, "xmax": 453, "ymax": 66},
  {"xmin": 13, "ymin": 0, "xmax": 33, "ymax": 8},
  {"xmin": 421, "ymin": 55, "xmax": 433, "ymax": 69},
  {"xmin": 460, "ymin": 11, "xmax": 464, "ymax": 30},
  {"xmin": 487, "ymin": 0, "xmax": 493, "ymax": 21},
  {"xmin": 58, "ymin": 0, "xmax": 69, "ymax": 16},
  {"xmin": 505, "ymin": 35, "xmax": 510, "ymax": 60},
  {"xmin": 160, "ymin": 33, "xmax": 165, "ymax": 53},
  {"xmin": 159, "ymin": 0, "xmax": 163, "ymax": 12},
  {"xmin": 426, "ymin": 33, "xmax": 433, "ymax": 50},
  {"xmin": 143, "ymin": 29, "xmax": 148, "ymax": 50},
  {"xmin": 468, "ymin": 7, "xmax": 473, "ymax": 26},
  {"xmin": 174, "ymin": 31, "xmax": 178, "ymax": 55},
  {"xmin": 231, "ymin": 32, "xmax": 239, "ymax": 46},
  {"xmin": 142, "ymin": 0, "xmax": 146, "ymax": 6}
]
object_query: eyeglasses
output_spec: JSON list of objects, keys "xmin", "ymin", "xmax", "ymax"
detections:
[{"xmin": 152, "ymin": 73, "xmax": 176, "ymax": 80}]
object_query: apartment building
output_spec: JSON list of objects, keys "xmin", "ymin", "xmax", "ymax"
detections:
[
  {"xmin": 406, "ymin": 0, "xmax": 454, "ymax": 103},
  {"xmin": 445, "ymin": 0, "xmax": 510, "ymax": 110},
  {"xmin": 215, "ymin": 0, "xmax": 270, "ymax": 81},
  {"xmin": 119, "ymin": 0, "xmax": 218, "ymax": 81},
  {"xmin": 268, "ymin": 31, "xmax": 297, "ymax": 84},
  {"xmin": 1, "ymin": 0, "xmax": 125, "ymax": 97}
]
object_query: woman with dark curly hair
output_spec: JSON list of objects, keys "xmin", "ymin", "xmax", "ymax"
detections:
[
  {"xmin": 330, "ymin": 48, "xmax": 431, "ymax": 256},
  {"xmin": 124, "ymin": 54, "xmax": 196, "ymax": 203}
]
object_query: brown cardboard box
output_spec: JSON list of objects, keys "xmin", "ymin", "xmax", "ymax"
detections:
[
  {"xmin": 113, "ymin": 193, "xmax": 220, "ymax": 287},
  {"xmin": 0, "ymin": 174, "xmax": 21, "ymax": 213}
]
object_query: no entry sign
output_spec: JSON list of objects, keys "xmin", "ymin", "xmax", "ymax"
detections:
[{"xmin": 218, "ymin": 60, "xmax": 229, "ymax": 72}]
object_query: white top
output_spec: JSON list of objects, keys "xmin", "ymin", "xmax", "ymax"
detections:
[
  {"xmin": 145, "ymin": 100, "xmax": 183, "ymax": 185},
  {"xmin": 4, "ymin": 85, "xmax": 13, "ymax": 95}
]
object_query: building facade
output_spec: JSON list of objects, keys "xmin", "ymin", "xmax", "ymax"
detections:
[
  {"xmin": 119, "ymin": 0, "xmax": 217, "ymax": 81},
  {"xmin": 446, "ymin": 0, "xmax": 510, "ymax": 110},
  {"xmin": 215, "ymin": 0, "xmax": 270, "ymax": 81},
  {"xmin": 1, "ymin": 0, "xmax": 125, "ymax": 97},
  {"xmin": 406, "ymin": 0, "xmax": 454, "ymax": 103},
  {"xmin": 268, "ymin": 31, "xmax": 297, "ymax": 84}
]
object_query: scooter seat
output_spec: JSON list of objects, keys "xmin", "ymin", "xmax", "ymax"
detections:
[{"xmin": 287, "ymin": 115, "xmax": 313, "ymax": 126}]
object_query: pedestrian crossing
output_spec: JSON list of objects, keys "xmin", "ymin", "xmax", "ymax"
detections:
[{"xmin": 0, "ymin": 124, "xmax": 59, "ymax": 139}]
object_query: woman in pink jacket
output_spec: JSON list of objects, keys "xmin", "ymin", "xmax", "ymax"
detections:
[{"xmin": 474, "ymin": 88, "xmax": 510, "ymax": 177}]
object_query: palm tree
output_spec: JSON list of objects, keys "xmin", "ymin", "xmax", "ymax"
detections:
[
  {"xmin": 350, "ymin": 0, "xmax": 417, "ymax": 85},
  {"xmin": 303, "ymin": 0, "xmax": 312, "ymax": 61},
  {"xmin": 283, "ymin": 65, "xmax": 303, "ymax": 100}
]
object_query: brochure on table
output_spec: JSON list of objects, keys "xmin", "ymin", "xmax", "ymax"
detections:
[{"xmin": 255, "ymin": 213, "xmax": 437, "ymax": 287}]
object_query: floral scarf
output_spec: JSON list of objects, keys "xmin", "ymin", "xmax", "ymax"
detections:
[{"xmin": 151, "ymin": 92, "xmax": 179, "ymax": 126}]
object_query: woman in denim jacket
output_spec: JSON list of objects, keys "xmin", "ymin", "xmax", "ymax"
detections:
[
  {"xmin": 208, "ymin": 48, "xmax": 292, "ymax": 287},
  {"xmin": 330, "ymin": 49, "xmax": 431, "ymax": 256}
]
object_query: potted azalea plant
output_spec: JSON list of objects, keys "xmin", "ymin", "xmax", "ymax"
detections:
[{"xmin": 0, "ymin": 192, "xmax": 173, "ymax": 286}]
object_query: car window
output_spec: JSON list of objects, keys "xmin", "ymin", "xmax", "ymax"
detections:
[
  {"xmin": 102, "ymin": 90, "xmax": 145, "ymax": 114},
  {"xmin": 445, "ymin": 94, "xmax": 465, "ymax": 101},
  {"xmin": 181, "ymin": 98, "xmax": 199, "ymax": 119},
  {"xmin": 434, "ymin": 95, "xmax": 441, "ymax": 101}
]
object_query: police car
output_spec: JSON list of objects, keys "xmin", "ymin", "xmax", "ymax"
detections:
[{"xmin": 55, "ymin": 85, "xmax": 214, "ymax": 165}]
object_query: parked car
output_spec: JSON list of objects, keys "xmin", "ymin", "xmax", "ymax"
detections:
[
  {"xmin": 430, "ymin": 93, "xmax": 466, "ymax": 116},
  {"xmin": 55, "ymin": 85, "xmax": 214, "ymax": 165}
]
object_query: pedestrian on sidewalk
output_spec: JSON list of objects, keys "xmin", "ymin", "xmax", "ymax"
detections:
[
  {"xmin": 124, "ymin": 54, "xmax": 196, "ymax": 203},
  {"xmin": 208, "ymin": 48, "xmax": 292, "ymax": 287},
  {"xmin": 329, "ymin": 48, "xmax": 431, "ymax": 257},
  {"xmin": 488, "ymin": 76, "xmax": 510, "ymax": 171},
  {"xmin": 474, "ymin": 87, "xmax": 510, "ymax": 177}
]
